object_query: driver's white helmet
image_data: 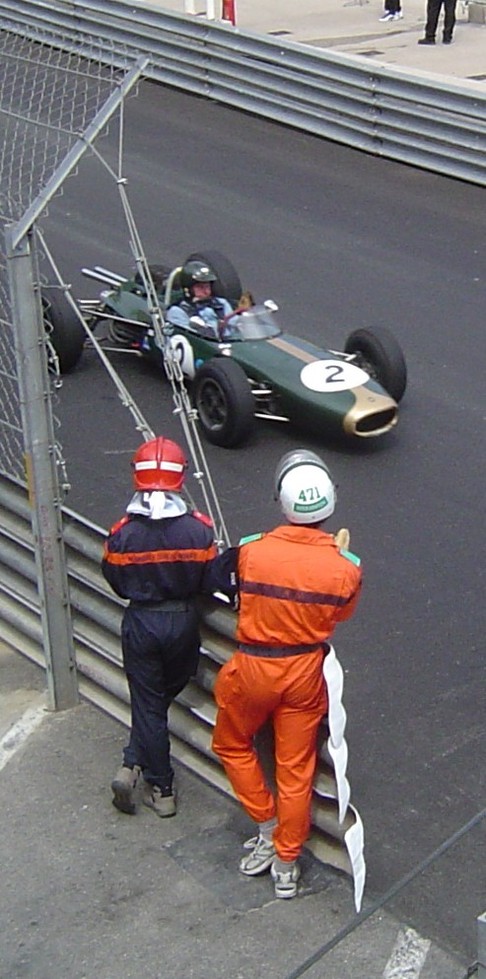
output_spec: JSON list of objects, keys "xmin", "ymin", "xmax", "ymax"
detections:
[{"xmin": 274, "ymin": 449, "xmax": 336, "ymax": 524}]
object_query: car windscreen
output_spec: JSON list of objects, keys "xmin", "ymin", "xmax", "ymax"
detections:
[{"xmin": 225, "ymin": 306, "xmax": 282, "ymax": 341}]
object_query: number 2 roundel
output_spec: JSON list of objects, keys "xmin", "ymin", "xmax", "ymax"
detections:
[
  {"xmin": 300, "ymin": 359, "xmax": 369, "ymax": 393},
  {"xmin": 168, "ymin": 334, "xmax": 196, "ymax": 379}
]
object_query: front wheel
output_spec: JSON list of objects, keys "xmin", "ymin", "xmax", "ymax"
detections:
[
  {"xmin": 42, "ymin": 290, "xmax": 86, "ymax": 373},
  {"xmin": 193, "ymin": 358, "xmax": 255, "ymax": 447},
  {"xmin": 344, "ymin": 326, "xmax": 407, "ymax": 402}
]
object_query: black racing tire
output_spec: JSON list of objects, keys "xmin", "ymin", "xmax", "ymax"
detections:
[
  {"xmin": 134, "ymin": 263, "xmax": 170, "ymax": 294},
  {"xmin": 193, "ymin": 358, "xmax": 255, "ymax": 447},
  {"xmin": 42, "ymin": 290, "xmax": 85, "ymax": 374},
  {"xmin": 184, "ymin": 249, "xmax": 242, "ymax": 305},
  {"xmin": 344, "ymin": 326, "xmax": 407, "ymax": 402}
]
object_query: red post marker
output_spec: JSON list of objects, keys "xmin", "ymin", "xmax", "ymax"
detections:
[{"xmin": 221, "ymin": 0, "xmax": 236, "ymax": 24}]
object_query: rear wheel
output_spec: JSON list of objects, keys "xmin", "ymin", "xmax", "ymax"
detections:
[
  {"xmin": 42, "ymin": 290, "xmax": 85, "ymax": 373},
  {"xmin": 134, "ymin": 263, "xmax": 170, "ymax": 294},
  {"xmin": 344, "ymin": 326, "xmax": 407, "ymax": 402},
  {"xmin": 193, "ymin": 358, "xmax": 255, "ymax": 447},
  {"xmin": 184, "ymin": 249, "xmax": 242, "ymax": 305}
]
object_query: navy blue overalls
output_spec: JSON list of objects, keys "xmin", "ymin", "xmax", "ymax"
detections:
[{"xmin": 102, "ymin": 511, "xmax": 217, "ymax": 793}]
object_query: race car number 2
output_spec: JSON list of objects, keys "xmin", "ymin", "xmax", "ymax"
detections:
[{"xmin": 300, "ymin": 359, "xmax": 369, "ymax": 393}]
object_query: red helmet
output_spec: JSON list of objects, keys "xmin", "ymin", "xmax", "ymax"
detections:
[{"xmin": 132, "ymin": 437, "xmax": 187, "ymax": 492}]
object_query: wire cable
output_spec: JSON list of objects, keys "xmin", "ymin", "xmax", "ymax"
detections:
[
  {"xmin": 285, "ymin": 806, "xmax": 486, "ymax": 979},
  {"xmin": 461, "ymin": 963, "xmax": 478, "ymax": 979}
]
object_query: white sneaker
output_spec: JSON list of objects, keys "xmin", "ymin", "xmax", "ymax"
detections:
[
  {"xmin": 392, "ymin": 11, "xmax": 403, "ymax": 18},
  {"xmin": 379, "ymin": 11, "xmax": 394, "ymax": 19},
  {"xmin": 239, "ymin": 835, "xmax": 276, "ymax": 876},
  {"xmin": 271, "ymin": 860, "xmax": 301, "ymax": 899}
]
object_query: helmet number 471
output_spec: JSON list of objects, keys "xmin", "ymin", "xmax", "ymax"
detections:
[{"xmin": 299, "ymin": 486, "xmax": 322, "ymax": 502}]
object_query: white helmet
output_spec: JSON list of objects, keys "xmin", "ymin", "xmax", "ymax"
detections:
[{"xmin": 274, "ymin": 449, "xmax": 336, "ymax": 525}]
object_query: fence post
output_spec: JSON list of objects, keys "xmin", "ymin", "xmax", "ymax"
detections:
[
  {"xmin": 478, "ymin": 911, "xmax": 486, "ymax": 979},
  {"xmin": 5, "ymin": 226, "xmax": 78, "ymax": 710}
]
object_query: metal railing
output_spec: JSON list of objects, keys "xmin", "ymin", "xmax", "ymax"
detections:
[
  {"xmin": 4, "ymin": 0, "xmax": 486, "ymax": 185},
  {"xmin": 0, "ymin": 473, "xmax": 363, "ymax": 889}
]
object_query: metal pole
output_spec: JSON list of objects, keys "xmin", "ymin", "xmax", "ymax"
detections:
[
  {"xmin": 5, "ymin": 225, "xmax": 78, "ymax": 710},
  {"xmin": 478, "ymin": 911, "xmax": 486, "ymax": 979}
]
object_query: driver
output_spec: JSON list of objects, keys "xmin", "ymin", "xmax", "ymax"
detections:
[{"xmin": 166, "ymin": 260, "xmax": 235, "ymax": 339}]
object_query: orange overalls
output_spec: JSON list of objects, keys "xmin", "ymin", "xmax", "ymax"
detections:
[{"xmin": 212, "ymin": 525, "xmax": 362, "ymax": 862}]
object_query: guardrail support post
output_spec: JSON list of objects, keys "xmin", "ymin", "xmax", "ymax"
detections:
[{"xmin": 5, "ymin": 226, "xmax": 79, "ymax": 710}]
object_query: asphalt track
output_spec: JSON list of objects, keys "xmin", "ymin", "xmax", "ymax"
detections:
[{"xmin": 46, "ymin": 81, "xmax": 485, "ymax": 962}]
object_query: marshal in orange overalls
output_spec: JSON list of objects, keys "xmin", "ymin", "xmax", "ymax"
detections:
[{"xmin": 212, "ymin": 525, "xmax": 362, "ymax": 862}]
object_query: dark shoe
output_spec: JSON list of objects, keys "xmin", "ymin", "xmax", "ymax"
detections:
[
  {"xmin": 442, "ymin": 35, "xmax": 453, "ymax": 42},
  {"xmin": 418, "ymin": 36, "xmax": 435, "ymax": 43},
  {"xmin": 142, "ymin": 782, "xmax": 177, "ymax": 818},
  {"xmin": 111, "ymin": 765, "xmax": 141, "ymax": 814}
]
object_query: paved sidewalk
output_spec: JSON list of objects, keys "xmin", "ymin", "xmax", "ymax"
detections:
[
  {"xmin": 0, "ymin": 643, "xmax": 470, "ymax": 978},
  {"xmin": 141, "ymin": 0, "xmax": 486, "ymax": 85}
]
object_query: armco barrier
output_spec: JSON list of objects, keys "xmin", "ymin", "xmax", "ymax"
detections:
[
  {"xmin": 4, "ymin": 0, "xmax": 486, "ymax": 185},
  {"xmin": 0, "ymin": 474, "xmax": 362, "ymax": 882}
]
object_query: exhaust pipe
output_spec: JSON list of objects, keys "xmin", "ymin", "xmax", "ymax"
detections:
[{"xmin": 81, "ymin": 267, "xmax": 128, "ymax": 287}]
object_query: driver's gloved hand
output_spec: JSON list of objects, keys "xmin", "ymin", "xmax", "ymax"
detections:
[{"xmin": 237, "ymin": 290, "xmax": 255, "ymax": 309}]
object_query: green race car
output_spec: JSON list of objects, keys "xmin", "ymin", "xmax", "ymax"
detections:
[{"xmin": 54, "ymin": 249, "xmax": 407, "ymax": 448}]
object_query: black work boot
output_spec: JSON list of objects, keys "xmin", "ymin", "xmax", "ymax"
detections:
[
  {"xmin": 111, "ymin": 765, "xmax": 141, "ymax": 814},
  {"xmin": 418, "ymin": 36, "xmax": 435, "ymax": 43}
]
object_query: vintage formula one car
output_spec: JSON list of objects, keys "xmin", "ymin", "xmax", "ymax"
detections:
[{"xmin": 45, "ymin": 249, "xmax": 407, "ymax": 448}]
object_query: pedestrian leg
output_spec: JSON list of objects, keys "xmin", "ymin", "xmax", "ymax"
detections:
[
  {"xmin": 420, "ymin": 0, "xmax": 441, "ymax": 40},
  {"xmin": 442, "ymin": 0, "xmax": 456, "ymax": 39}
]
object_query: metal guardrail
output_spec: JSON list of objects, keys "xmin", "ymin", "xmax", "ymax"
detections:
[
  {"xmin": 4, "ymin": 0, "xmax": 486, "ymax": 185},
  {"xmin": 0, "ymin": 473, "xmax": 360, "ymax": 876}
]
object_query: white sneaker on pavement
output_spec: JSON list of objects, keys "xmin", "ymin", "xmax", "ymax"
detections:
[
  {"xmin": 239, "ymin": 835, "xmax": 276, "ymax": 876},
  {"xmin": 271, "ymin": 860, "xmax": 301, "ymax": 899}
]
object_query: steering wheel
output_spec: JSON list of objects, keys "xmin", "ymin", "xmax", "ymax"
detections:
[{"xmin": 218, "ymin": 306, "xmax": 247, "ymax": 340}]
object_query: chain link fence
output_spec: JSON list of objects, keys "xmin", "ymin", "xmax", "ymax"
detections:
[
  {"xmin": 0, "ymin": 21, "xmax": 139, "ymax": 485},
  {"xmin": 0, "ymin": 231, "xmax": 22, "ymax": 479},
  {"xmin": 0, "ymin": 28, "xmax": 120, "ymax": 222},
  {"xmin": 0, "ymin": 19, "xmax": 147, "ymax": 707}
]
